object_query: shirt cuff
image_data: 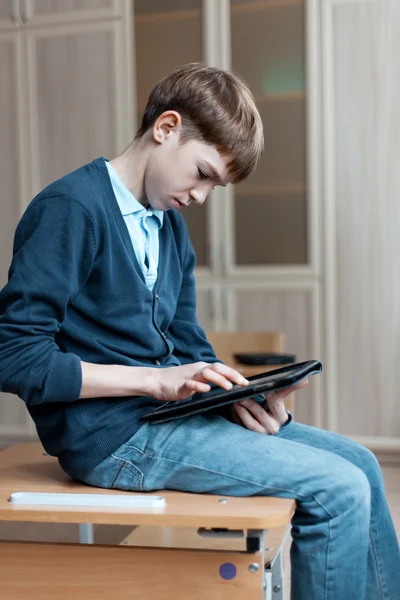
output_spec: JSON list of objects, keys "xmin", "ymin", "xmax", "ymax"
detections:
[{"xmin": 281, "ymin": 410, "xmax": 293, "ymax": 428}]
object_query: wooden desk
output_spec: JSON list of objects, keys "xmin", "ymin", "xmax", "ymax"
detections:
[{"xmin": 0, "ymin": 443, "xmax": 295, "ymax": 600}]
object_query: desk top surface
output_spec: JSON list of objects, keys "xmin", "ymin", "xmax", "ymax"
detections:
[{"xmin": 0, "ymin": 443, "xmax": 295, "ymax": 529}]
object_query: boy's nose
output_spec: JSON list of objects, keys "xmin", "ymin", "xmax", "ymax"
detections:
[{"xmin": 189, "ymin": 188, "xmax": 208, "ymax": 205}]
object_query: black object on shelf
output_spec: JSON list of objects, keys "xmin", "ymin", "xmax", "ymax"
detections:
[{"xmin": 233, "ymin": 352, "xmax": 296, "ymax": 366}]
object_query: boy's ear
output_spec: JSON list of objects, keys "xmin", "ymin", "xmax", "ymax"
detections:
[{"xmin": 152, "ymin": 111, "xmax": 182, "ymax": 144}]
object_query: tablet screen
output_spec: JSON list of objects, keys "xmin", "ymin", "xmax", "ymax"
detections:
[
  {"xmin": 142, "ymin": 360, "xmax": 323, "ymax": 423},
  {"xmin": 190, "ymin": 361, "xmax": 320, "ymax": 403}
]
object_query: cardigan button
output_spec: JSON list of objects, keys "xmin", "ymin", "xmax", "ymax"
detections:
[
  {"xmin": 155, "ymin": 359, "xmax": 161, "ymax": 365},
  {"xmin": 155, "ymin": 293, "xmax": 159, "ymax": 300}
]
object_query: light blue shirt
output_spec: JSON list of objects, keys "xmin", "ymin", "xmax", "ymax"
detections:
[{"xmin": 105, "ymin": 161, "xmax": 163, "ymax": 291}]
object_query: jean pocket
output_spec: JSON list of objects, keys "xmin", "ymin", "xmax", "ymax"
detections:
[
  {"xmin": 109, "ymin": 455, "xmax": 144, "ymax": 492},
  {"xmin": 81, "ymin": 452, "xmax": 143, "ymax": 492}
]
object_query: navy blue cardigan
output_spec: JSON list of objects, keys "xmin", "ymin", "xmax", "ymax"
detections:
[{"xmin": 0, "ymin": 158, "xmax": 218, "ymax": 478}]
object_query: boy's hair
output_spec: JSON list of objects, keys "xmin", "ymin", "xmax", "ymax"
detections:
[{"xmin": 136, "ymin": 63, "xmax": 264, "ymax": 183}]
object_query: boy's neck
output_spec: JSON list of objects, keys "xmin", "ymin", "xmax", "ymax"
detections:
[{"xmin": 109, "ymin": 137, "xmax": 151, "ymax": 208}]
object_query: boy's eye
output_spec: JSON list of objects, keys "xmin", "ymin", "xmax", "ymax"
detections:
[{"xmin": 197, "ymin": 168, "xmax": 209, "ymax": 181}]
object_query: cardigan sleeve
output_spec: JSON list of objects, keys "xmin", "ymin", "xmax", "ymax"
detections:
[{"xmin": 0, "ymin": 195, "xmax": 97, "ymax": 406}]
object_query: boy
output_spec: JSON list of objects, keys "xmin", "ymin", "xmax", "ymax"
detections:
[{"xmin": 0, "ymin": 63, "xmax": 398, "ymax": 599}]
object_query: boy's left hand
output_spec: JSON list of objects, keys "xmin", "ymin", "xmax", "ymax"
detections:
[{"xmin": 231, "ymin": 379, "xmax": 308, "ymax": 434}]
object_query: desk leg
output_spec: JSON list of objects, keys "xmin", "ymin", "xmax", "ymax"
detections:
[
  {"xmin": 265, "ymin": 548, "xmax": 284, "ymax": 600},
  {"xmin": 78, "ymin": 523, "xmax": 94, "ymax": 544}
]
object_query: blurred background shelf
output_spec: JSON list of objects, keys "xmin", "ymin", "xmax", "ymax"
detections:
[
  {"xmin": 231, "ymin": 0, "xmax": 303, "ymax": 12},
  {"xmin": 135, "ymin": 9, "xmax": 201, "ymax": 24}
]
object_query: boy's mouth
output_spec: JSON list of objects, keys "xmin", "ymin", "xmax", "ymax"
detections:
[{"xmin": 172, "ymin": 198, "xmax": 185, "ymax": 209}]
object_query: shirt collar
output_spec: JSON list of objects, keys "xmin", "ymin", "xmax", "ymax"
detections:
[{"xmin": 105, "ymin": 160, "xmax": 164, "ymax": 227}]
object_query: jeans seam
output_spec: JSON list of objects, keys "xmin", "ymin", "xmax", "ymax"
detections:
[
  {"xmin": 108, "ymin": 457, "xmax": 125, "ymax": 488},
  {"xmin": 121, "ymin": 443, "xmax": 147, "ymax": 454},
  {"xmin": 369, "ymin": 522, "xmax": 389, "ymax": 600},
  {"xmin": 146, "ymin": 452, "xmax": 335, "ymax": 519},
  {"xmin": 325, "ymin": 518, "xmax": 332, "ymax": 600}
]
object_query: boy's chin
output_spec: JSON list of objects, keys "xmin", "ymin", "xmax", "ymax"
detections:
[
  {"xmin": 147, "ymin": 199, "xmax": 167, "ymax": 212},
  {"xmin": 149, "ymin": 197, "xmax": 183, "ymax": 212}
]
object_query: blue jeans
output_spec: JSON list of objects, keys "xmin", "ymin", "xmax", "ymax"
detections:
[{"xmin": 81, "ymin": 414, "xmax": 400, "ymax": 600}]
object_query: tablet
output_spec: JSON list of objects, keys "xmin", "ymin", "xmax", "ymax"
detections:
[{"xmin": 141, "ymin": 360, "xmax": 322, "ymax": 424}]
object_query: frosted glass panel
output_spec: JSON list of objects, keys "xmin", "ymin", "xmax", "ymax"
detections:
[
  {"xmin": 235, "ymin": 193, "xmax": 307, "ymax": 264},
  {"xmin": 134, "ymin": 0, "xmax": 209, "ymax": 266},
  {"xmin": 231, "ymin": 2, "xmax": 305, "ymax": 98},
  {"xmin": 134, "ymin": 2, "xmax": 202, "ymax": 110},
  {"xmin": 240, "ymin": 100, "xmax": 306, "ymax": 188},
  {"xmin": 231, "ymin": 0, "xmax": 308, "ymax": 266}
]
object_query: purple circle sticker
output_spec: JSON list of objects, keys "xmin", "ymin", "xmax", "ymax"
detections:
[{"xmin": 219, "ymin": 562, "xmax": 237, "ymax": 580}]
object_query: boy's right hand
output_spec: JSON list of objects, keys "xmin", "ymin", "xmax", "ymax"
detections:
[{"xmin": 149, "ymin": 362, "xmax": 249, "ymax": 402}]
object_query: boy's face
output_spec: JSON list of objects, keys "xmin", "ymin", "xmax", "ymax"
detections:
[{"xmin": 144, "ymin": 111, "xmax": 231, "ymax": 212}]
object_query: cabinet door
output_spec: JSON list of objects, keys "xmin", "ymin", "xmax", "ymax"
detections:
[
  {"xmin": 20, "ymin": 0, "xmax": 120, "ymax": 25},
  {"xmin": 25, "ymin": 20, "xmax": 130, "ymax": 199},
  {"xmin": 327, "ymin": 0, "xmax": 400, "ymax": 438},
  {"xmin": 0, "ymin": 33, "xmax": 33, "ymax": 441},
  {"xmin": 229, "ymin": 0, "xmax": 308, "ymax": 268},
  {"xmin": 133, "ymin": 0, "xmax": 211, "ymax": 269}
]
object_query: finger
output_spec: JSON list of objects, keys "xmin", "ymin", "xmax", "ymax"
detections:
[
  {"xmin": 207, "ymin": 363, "xmax": 249, "ymax": 387},
  {"xmin": 234, "ymin": 403, "xmax": 268, "ymax": 434},
  {"xmin": 238, "ymin": 399, "xmax": 280, "ymax": 434},
  {"xmin": 194, "ymin": 368, "xmax": 233, "ymax": 390},
  {"xmin": 231, "ymin": 404, "xmax": 243, "ymax": 426},
  {"xmin": 263, "ymin": 396, "xmax": 288, "ymax": 423},
  {"xmin": 195, "ymin": 366, "xmax": 247, "ymax": 390},
  {"xmin": 183, "ymin": 379, "xmax": 212, "ymax": 395}
]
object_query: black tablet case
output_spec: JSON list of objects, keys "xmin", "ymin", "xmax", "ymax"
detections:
[{"xmin": 142, "ymin": 360, "xmax": 322, "ymax": 424}]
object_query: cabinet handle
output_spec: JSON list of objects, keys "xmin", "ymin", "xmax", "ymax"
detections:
[
  {"xmin": 21, "ymin": 0, "xmax": 33, "ymax": 23},
  {"xmin": 10, "ymin": 0, "xmax": 20, "ymax": 24}
]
